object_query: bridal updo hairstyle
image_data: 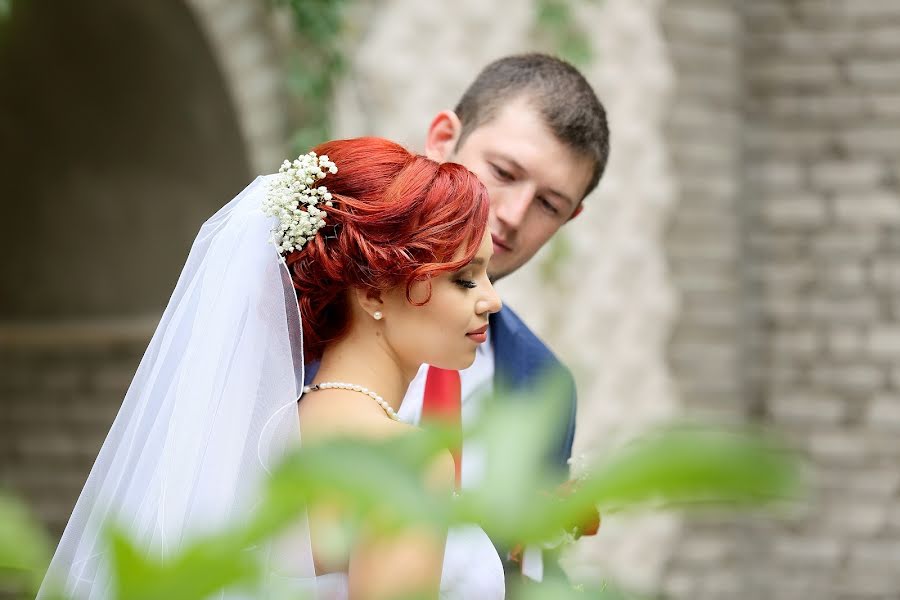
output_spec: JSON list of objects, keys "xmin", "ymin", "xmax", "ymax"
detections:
[{"xmin": 285, "ymin": 137, "xmax": 490, "ymax": 362}]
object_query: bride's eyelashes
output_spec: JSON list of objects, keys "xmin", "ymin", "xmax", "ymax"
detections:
[
  {"xmin": 450, "ymin": 270, "xmax": 478, "ymax": 290},
  {"xmin": 453, "ymin": 275, "xmax": 477, "ymax": 289}
]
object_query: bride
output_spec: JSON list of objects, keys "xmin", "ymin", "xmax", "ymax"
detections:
[{"xmin": 39, "ymin": 137, "xmax": 505, "ymax": 599}]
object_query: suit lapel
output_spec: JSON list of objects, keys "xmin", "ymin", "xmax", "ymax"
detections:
[{"xmin": 490, "ymin": 309, "xmax": 533, "ymax": 392}]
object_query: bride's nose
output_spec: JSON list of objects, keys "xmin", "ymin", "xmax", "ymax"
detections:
[{"xmin": 476, "ymin": 283, "xmax": 502, "ymax": 316}]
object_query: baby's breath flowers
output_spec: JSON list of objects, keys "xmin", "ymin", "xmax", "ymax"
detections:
[{"xmin": 262, "ymin": 151, "xmax": 338, "ymax": 256}]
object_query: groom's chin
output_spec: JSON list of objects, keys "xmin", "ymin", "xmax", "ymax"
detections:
[
  {"xmin": 487, "ymin": 251, "xmax": 524, "ymax": 283},
  {"xmin": 487, "ymin": 266, "xmax": 510, "ymax": 285}
]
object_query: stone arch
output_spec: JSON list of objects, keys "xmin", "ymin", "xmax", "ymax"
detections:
[
  {"xmin": 0, "ymin": 0, "xmax": 291, "ymax": 536},
  {"xmin": 0, "ymin": 0, "xmax": 267, "ymax": 320}
]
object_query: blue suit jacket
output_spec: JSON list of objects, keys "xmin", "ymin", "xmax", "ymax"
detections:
[
  {"xmin": 304, "ymin": 306, "xmax": 577, "ymax": 474},
  {"xmin": 489, "ymin": 306, "xmax": 577, "ymax": 476},
  {"xmin": 484, "ymin": 306, "xmax": 579, "ymax": 575}
]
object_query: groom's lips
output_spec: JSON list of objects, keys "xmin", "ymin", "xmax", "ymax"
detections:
[{"xmin": 491, "ymin": 234, "xmax": 511, "ymax": 254}]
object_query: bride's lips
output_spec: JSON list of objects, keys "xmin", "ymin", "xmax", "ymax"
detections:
[{"xmin": 467, "ymin": 324, "xmax": 489, "ymax": 344}]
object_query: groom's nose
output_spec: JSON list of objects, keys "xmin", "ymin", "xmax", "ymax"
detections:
[{"xmin": 494, "ymin": 185, "xmax": 533, "ymax": 233}]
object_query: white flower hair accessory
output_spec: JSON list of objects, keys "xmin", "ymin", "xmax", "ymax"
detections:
[{"xmin": 262, "ymin": 151, "xmax": 338, "ymax": 255}]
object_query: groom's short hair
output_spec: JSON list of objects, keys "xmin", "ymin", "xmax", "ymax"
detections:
[{"xmin": 454, "ymin": 53, "xmax": 610, "ymax": 199}]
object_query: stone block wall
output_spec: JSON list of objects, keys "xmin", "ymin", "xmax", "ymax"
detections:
[
  {"xmin": 660, "ymin": 1, "xmax": 756, "ymax": 598},
  {"xmin": 662, "ymin": 0, "xmax": 744, "ymax": 421},
  {"xmin": 740, "ymin": 1, "xmax": 900, "ymax": 597},
  {"xmin": 0, "ymin": 330, "xmax": 149, "ymax": 538},
  {"xmin": 661, "ymin": 1, "xmax": 900, "ymax": 598}
]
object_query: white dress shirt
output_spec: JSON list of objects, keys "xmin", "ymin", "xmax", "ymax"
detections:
[
  {"xmin": 398, "ymin": 332, "xmax": 544, "ymax": 581},
  {"xmin": 399, "ymin": 332, "xmax": 493, "ymax": 489}
]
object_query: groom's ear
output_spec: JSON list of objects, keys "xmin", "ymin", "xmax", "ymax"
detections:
[
  {"xmin": 425, "ymin": 110, "xmax": 462, "ymax": 163},
  {"xmin": 567, "ymin": 203, "xmax": 584, "ymax": 221}
]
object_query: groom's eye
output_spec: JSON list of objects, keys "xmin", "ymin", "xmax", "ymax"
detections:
[
  {"xmin": 490, "ymin": 163, "xmax": 514, "ymax": 182},
  {"xmin": 538, "ymin": 196, "xmax": 560, "ymax": 216}
]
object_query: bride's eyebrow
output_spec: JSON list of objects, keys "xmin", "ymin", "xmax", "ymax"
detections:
[{"xmin": 452, "ymin": 257, "xmax": 483, "ymax": 273}]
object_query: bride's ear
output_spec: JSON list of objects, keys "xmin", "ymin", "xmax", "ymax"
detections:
[
  {"xmin": 352, "ymin": 287, "xmax": 385, "ymax": 321},
  {"xmin": 425, "ymin": 110, "xmax": 462, "ymax": 163}
]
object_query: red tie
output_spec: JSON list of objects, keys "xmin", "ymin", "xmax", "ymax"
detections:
[{"xmin": 422, "ymin": 366, "xmax": 462, "ymax": 487}]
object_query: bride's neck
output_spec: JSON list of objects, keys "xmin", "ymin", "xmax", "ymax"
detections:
[{"xmin": 314, "ymin": 327, "xmax": 414, "ymax": 414}]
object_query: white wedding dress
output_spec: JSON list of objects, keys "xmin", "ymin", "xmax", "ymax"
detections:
[
  {"xmin": 438, "ymin": 525, "xmax": 506, "ymax": 599},
  {"xmin": 306, "ymin": 525, "xmax": 505, "ymax": 600}
]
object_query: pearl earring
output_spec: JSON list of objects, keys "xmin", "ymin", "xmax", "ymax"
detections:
[{"xmin": 373, "ymin": 311, "xmax": 383, "ymax": 320}]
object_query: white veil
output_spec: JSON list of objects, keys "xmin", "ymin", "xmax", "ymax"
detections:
[{"xmin": 38, "ymin": 177, "xmax": 316, "ymax": 598}]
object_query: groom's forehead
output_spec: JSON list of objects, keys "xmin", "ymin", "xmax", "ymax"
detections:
[
  {"xmin": 463, "ymin": 101, "xmax": 587, "ymax": 164},
  {"xmin": 461, "ymin": 97, "xmax": 558, "ymax": 151},
  {"xmin": 471, "ymin": 93, "xmax": 541, "ymax": 129}
]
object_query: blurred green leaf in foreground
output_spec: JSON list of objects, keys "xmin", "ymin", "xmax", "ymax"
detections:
[
  {"xmin": 0, "ymin": 492, "xmax": 54, "ymax": 598},
  {"xmin": 21, "ymin": 370, "xmax": 802, "ymax": 599}
]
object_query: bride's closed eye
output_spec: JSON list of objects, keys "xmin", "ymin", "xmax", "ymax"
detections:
[{"xmin": 455, "ymin": 278, "xmax": 477, "ymax": 289}]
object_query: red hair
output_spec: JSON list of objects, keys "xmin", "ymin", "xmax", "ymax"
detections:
[{"xmin": 285, "ymin": 137, "xmax": 490, "ymax": 362}]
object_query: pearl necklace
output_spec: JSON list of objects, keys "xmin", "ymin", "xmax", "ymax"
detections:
[{"xmin": 303, "ymin": 382, "xmax": 400, "ymax": 421}]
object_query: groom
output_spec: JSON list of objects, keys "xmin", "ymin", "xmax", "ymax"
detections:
[{"xmin": 399, "ymin": 53, "xmax": 610, "ymax": 581}]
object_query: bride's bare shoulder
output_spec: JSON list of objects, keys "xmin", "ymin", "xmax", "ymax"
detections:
[
  {"xmin": 298, "ymin": 389, "xmax": 455, "ymax": 492},
  {"xmin": 298, "ymin": 389, "xmax": 414, "ymax": 444}
]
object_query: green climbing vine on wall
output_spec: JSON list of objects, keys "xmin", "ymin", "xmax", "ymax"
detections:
[
  {"xmin": 534, "ymin": 0, "xmax": 594, "ymax": 67},
  {"xmin": 272, "ymin": 0, "xmax": 352, "ymax": 154},
  {"xmin": 276, "ymin": 0, "xmax": 596, "ymax": 151}
]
